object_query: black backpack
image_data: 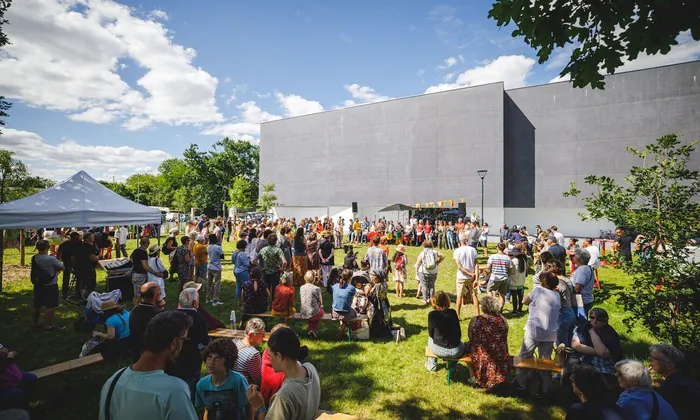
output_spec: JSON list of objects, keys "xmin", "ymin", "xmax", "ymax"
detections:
[
  {"xmin": 162, "ymin": 237, "xmax": 176, "ymax": 255},
  {"xmin": 31, "ymin": 256, "xmax": 55, "ymax": 286}
]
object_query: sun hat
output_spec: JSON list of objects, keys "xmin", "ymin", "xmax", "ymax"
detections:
[
  {"xmin": 148, "ymin": 244, "xmax": 161, "ymax": 256},
  {"xmin": 101, "ymin": 301, "xmax": 122, "ymax": 312},
  {"xmin": 397, "ymin": 244, "xmax": 405, "ymax": 253},
  {"xmin": 182, "ymin": 281, "xmax": 202, "ymax": 291},
  {"xmin": 169, "ymin": 228, "xmax": 179, "ymax": 234}
]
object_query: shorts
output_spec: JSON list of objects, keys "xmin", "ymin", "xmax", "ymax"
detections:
[
  {"xmin": 487, "ymin": 279, "xmax": 508, "ymax": 295},
  {"xmin": 34, "ymin": 284, "xmax": 59, "ymax": 308},
  {"xmin": 132, "ymin": 273, "xmax": 148, "ymax": 297},
  {"xmin": 394, "ymin": 270, "xmax": 406, "ymax": 283},
  {"xmin": 332, "ymin": 308, "xmax": 357, "ymax": 323},
  {"xmin": 456, "ymin": 277, "xmax": 474, "ymax": 300},
  {"xmin": 195, "ymin": 264, "xmax": 208, "ymax": 279},
  {"xmin": 77, "ymin": 270, "xmax": 97, "ymax": 291}
]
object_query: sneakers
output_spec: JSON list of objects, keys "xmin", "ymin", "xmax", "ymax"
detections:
[
  {"xmin": 212, "ymin": 301, "xmax": 223, "ymax": 307},
  {"xmin": 309, "ymin": 331, "xmax": 317, "ymax": 339}
]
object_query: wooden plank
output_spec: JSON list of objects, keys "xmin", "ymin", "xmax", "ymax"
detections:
[
  {"xmin": 316, "ymin": 412, "xmax": 360, "ymax": 420},
  {"xmin": 512, "ymin": 356, "xmax": 562, "ymax": 373},
  {"xmin": 208, "ymin": 329, "xmax": 270, "ymax": 341},
  {"xmin": 246, "ymin": 312, "xmax": 368, "ymax": 321},
  {"xmin": 30, "ymin": 353, "xmax": 104, "ymax": 379},
  {"xmin": 424, "ymin": 347, "xmax": 472, "ymax": 363}
]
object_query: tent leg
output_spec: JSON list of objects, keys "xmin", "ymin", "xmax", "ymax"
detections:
[{"xmin": 20, "ymin": 230, "xmax": 25, "ymax": 266}]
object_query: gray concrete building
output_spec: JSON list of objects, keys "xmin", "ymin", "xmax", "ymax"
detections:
[{"xmin": 260, "ymin": 61, "xmax": 700, "ymax": 237}]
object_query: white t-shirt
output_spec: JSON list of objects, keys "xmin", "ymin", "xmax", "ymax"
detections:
[
  {"xmin": 147, "ymin": 257, "xmax": 166, "ymax": 298},
  {"xmin": 525, "ymin": 287, "xmax": 561, "ymax": 342},
  {"xmin": 453, "ymin": 246, "xmax": 477, "ymax": 280},
  {"xmin": 117, "ymin": 227, "xmax": 128, "ymax": 244},
  {"xmin": 553, "ymin": 231, "xmax": 565, "ymax": 247},
  {"xmin": 585, "ymin": 245, "xmax": 601, "ymax": 269}
]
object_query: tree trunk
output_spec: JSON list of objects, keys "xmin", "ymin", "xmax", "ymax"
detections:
[
  {"xmin": 19, "ymin": 229, "xmax": 25, "ymax": 266},
  {"xmin": 0, "ymin": 229, "xmax": 4, "ymax": 293}
]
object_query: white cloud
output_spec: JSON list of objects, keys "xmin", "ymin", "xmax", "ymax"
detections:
[
  {"xmin": 0, "ymin": 0, "xmax": 223, "ymax": 129},
  {"xmin": 438, "ymin": 56, "xmax": 458, "ymax": 69},
  {"xmin": 122, "ymin": 117, "xmax": 152, "ymax": 131},
  {"xmin": 68, "ymin": 107, "xmax": 118, "ymax": 124},
  {"xmin": 344, "ymin": 84, "xmax": 391, "ymax": 104},
  {"xmin": 443, "ymin": 72, "xmax": 456, "ymax": 82},
  {"xmin": 254, "ymin": 91, "xmax": 271, "ymax": 98},
  {"xmin": 223, "ymin": 77, "xmax": 232, "ymax": 84},
  {"xmin": 148, "ymin": 9, "xmax": 169, "ymax": 21},
  {"xmin": 425, "ymin": 55, "xmax": 535, "ymax": 93},
  {"xmin": 416, "ymin": 69, "xmax": 425, "ymax": 76},
  {"xmin": 2, "ymin": 128, "xmax": 171, "ymax": 181},
  {"xmin": 200, "ymin": 101, "xmax": 281, "ymax": 141},
  {"xmin": 275, "ymin": 92, "xmax": 323, "ymax": 117}
]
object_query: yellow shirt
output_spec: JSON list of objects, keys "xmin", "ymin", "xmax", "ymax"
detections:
[
  {"xmin": 193, "ymin": 243, "xmax": 208, "ymax": 265},
  {"xmin": 353, "ymin": 221, "xmax": 361, "ymax": 232}
]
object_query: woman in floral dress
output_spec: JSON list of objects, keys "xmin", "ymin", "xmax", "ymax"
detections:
[{"xmin": 466, "ymin": 295, "xmax": 512, "ymax": 388}]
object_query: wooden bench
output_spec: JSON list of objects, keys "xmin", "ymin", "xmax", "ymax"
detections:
[
  {"xmin": 208, "ymin": 329, "xmax": 271, "ymax": 341},
  {"xmin": 425, "ymin": 347, "xmax": 473, "ymax": 385},
  {"xmin": 248, "ymin": 312, "xmax": 368, "ymax": 321},
  {"xmin": 316, "ymin": 410, "xmax": 360, "ymax": 420},
  {"xmin": 29, "ymin": 353, "xmax": 104, "ymax": 379},
  {"xmin": 513, "ymin": 356, "xmax": 562, "ymax": 374}
]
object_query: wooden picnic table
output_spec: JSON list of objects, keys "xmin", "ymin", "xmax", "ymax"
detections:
[{"xmin": 208, "ymin": 328, "xmax": 271, "ymax": 340}]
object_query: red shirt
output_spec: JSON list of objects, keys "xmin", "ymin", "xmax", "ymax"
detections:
[
  {"xmin": 260, "ymin": 349, "xmax": 285, "ymax": 405},
  {"xmin": 271, "ymin": 284, "xmax": 296, "ymax": 313},
  {"xmin": 424, "ymin": 224, "xmax": 433, "ymax": 234}
]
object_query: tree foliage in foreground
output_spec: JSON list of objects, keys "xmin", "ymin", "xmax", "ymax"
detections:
[
  {"xmin": 565, "ymin": 134, "xmax": 700, "ymax": 353},
  {"xmin": 257, "ymin": 183, "xmax": 277, "ymax": 212},
  {"xmin": 489, "ymin": 0, "xmax": 700, "ymax": 89},
  {"xmin": 0, "ymin": 0, "xmax": 14, "ymax": 133}
]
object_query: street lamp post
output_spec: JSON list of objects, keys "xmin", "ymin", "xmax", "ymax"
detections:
[{"xmin": 477, "ymin": 170, "xmax": 488, "ymax": 225}]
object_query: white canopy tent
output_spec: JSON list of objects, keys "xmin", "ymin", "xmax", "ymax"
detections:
[
  {"xmin": 0, "ymin": 171, "xmax": 161, "ymax": 291},
  {"xmin": 0, "ymin": 171, "xmax": 161, "ymax": 228}
]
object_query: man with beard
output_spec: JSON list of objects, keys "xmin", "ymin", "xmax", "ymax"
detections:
[
  {"xmin": 129, "ymin": 282, "xmax": 164, "ymax": 362},
  {"xmin": 98, "ymin": 311, "xmax": 197, "ymax": 420},
  {"xmin": 74, "ymin": 232, "xmax": 99, "ymax": 298},
  {"xmin": 57, "ymin": 231, "xmax": 81, "ymax": 299}
]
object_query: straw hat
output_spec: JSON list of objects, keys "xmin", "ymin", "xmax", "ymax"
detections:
[
  {"xmin": 397, "ymin": 244, "xmax": 406, "ymax": 253},
  {"xmin": 101, "ymin": 301, "xmax": 122, "ymax": 312},
  {"xmin": 182, "ymin": 281, "xmax": 202, "ymax": 291},
  {"xmin": 148, "ymin": 245, "xmax": 161, "ymax": 257}
]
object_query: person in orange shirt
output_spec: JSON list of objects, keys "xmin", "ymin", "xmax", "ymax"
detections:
[
  {"xmin": 192, "ymin": 235, "xmax": 208, "ymax": 283},
  {"xmin": 379, "ymin": 236, "xmax": 390, "ymax": 256},
  {"xmin": 271, "ymin": 273, "xmax": 296, "ymax": 317}
]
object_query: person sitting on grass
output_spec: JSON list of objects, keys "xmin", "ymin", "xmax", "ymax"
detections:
[
  {"xmin": 466, "ymin": 295, "xmax": 511, "ymax": 389},
  {"xmin": 648, "ymin": 343, "xmax": 700, "ymax": 420},
  {"xmin": 92, "ymin": 301, "xmax": 131, "ymax": 360},
  {"xmin": 30, "ymin": 239, "xmax": 64, "ymax": 332},
  {"xmin": 246, "ymin": 328, "xmax": 321, "ymax": 420},
  {"xmin": 271, "ymin": 272, "xmax": 296, "ymax": 318},
  {"xmin": 98, "ymin": 311, "xmax": 197, "ymax": 420},
  {"xmin": 425, "ymin": 291, "xmax": 465, "ymax": 373},
  {"xmin": 567, "ymin": 364, "xmax": 625, "ymax": 420},
  {"xmin": 241, "ymin": 268, "xmax": 270, "ymax": 324},
  {"xmin": 570, "ymin": 308, "xmax": 623, "ymax": 381},
  {"xmin": 0, "ymin": 345, "xmax": 36, "ymax": 411},
  {"xmin": 233, "ymin": 318, "xmax": 266, "ymax": 388},
  {"xmin": 260, "ymin": 324, "xmax": 290, "ymax": 406},
  {"xmin": 615, "ymin": 359, "xmax": 679, "ymax": 420},
  {"xmin": 195, "ymin": 339, "xmax": 251, "ymax": 420},
  {"xmin": 331, "ymin": 268, "xmax": 357, "ymax": 340},
  {"xmin": 299, "ymin": 271, "xmax": 324, "ymax": 339}
]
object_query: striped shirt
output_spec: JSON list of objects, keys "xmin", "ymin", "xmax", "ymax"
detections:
[
  {"xmin": 232, "ymin": 339, "xmax": 262, "ymax": 387},
  {"xmin": 487, "ymin": 254, "xmax": 512, "ymax": 281}
]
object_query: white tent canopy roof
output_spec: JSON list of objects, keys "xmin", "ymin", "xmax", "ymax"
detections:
[{"xmin": 0, "ymin": 171, "xmax": 161, "ymax": 229}]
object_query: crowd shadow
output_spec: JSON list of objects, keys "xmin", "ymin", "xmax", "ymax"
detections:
[
  {"xmin": 391, "ymin": 301, "xmax": 424, "ymax": 311},
  {"xmin": 379, "ymin": 396, "xmax": 464, "ymax": 419},
  {"xmin": 593, "ymin": 282, "xmax": 624, "ymax": 304},
  {"xmin": 390, "ymin": 315, "xmax": 423, "ymax": 337}
]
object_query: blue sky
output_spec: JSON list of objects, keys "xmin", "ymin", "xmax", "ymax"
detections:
[{"xmin": 2, "ymin": 0, "xmax": 699, "ymax": 182}]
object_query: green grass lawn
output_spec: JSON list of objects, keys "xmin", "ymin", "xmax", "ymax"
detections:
[{"xmin": 0, "ymin": 238, "xmax": 656, "ymax": 419}]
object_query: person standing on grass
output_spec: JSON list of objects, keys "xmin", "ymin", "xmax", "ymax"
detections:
[
  {"xmin": 363, "ymin": 235, "xmax": 389, "ymax": 276},
  {"xmin": 192, "ymin": 235, "xmax": 208, "ymax": 284},
  {"xmin": 30, "ymin": 240, "xmax": 63, "ymax": 331},
  {"xmin": 392, "ymin": 245, "xmax": 407, "ymax": 298},
  {"xmin": 257, "ymin": 233, "xmax": 287, "ymax": 302},
  {"xmin": 233, "ymin": 239, "xmax": 250, "ymax": 301},
  {"xmin": 572, "ymin": 248, "xmax": 595, "ymax": 320},
  {"xmin": 508, "ymin": 247, "xmax": 528, "ymax": 314},
  {"xmin": 551, "ymin": 225, "xmax": 565, "ymax": 247},
  {"xmin": 485, "ymin": 242, "xmax": 514, "ymax": 311},
  {"xmin": 130, "ymin": 237, "xmax": 164, "ymax": 306},
  {"xmin": 547, "ymin": 236, "xmax": 567, "ymax": 267},
  {"xmin": 115, "ymin": 225, "xmax": 129, "ymax": 259},
  {"xmin": 414, "ymin": 240, "xmax": 444, "ymax": 304},
  {"xmin": 74, "ymin": 232, "xmax": 99, "ymax": 298},
  {"xmin": 454, "ymin": 233, "xmax": 479, "ymax": 319},
  {"xmin": 246, "ymin": 328, "xmax": 321, "ymax": 420},
  {"xmin": 56, "ymin": 231, "xmax": 80, "ymax": 299},
  {"xmin": 195, "ymin": 339, "xmax": 251, "ymax": 420},
  {"xmin": 99, "ymin": 311, "xmax": 197, "ymax": 420},
  {"xmin": 206, "ymin": 233, "xmax": 224, "ymax": 306},
  {"xmin": 318, "ymin": 231, "xmax": 335, "ymax": 288}
]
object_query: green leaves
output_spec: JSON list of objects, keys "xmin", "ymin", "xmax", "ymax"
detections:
[
  {"xmin": 488, "ymin": 0, "xmax": 700, "ymax": 88},
  {"xmin": 257, "ymin": 183, "xmax": 277, "ymax": 212},
  {"xmin": 563, "ymin": 134, "xmax": 700, "ymax": 353}
]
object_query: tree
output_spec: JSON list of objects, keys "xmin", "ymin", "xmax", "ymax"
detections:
[
  {"xmin": 0, "ymin": 0, "xmax": 13, "ymax": 134},
  {"xmin": 0, "ymin": 149, "xmax": 28, "ymax": 204},
  {"xmin": 257, "ymin": 183, "xmax": 277, "ymax": 212},
  {"xmin": 488, "ymin": 1, "xmax": 700, "ymax": 89},
  {"xmin": 564, "ymin": 134, "xmax": 700, "ymax": 354},
  {"xmin": 228, "ymin": 176, "xmax": 257, "ymax": 211}
]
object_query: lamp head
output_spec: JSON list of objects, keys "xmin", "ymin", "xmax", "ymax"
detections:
[{"xmin": 477, "ymin": 169, "xmax": 488, "ymax": 179}]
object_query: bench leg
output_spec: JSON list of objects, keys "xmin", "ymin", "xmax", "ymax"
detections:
[{"xmin": 446, "ymin": 360, "xmax": 454, "ymax": 386}]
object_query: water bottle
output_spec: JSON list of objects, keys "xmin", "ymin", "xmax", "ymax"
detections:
[{"xmin": 230, "ymin": 310, "xmax": 237, "ymax": 334}]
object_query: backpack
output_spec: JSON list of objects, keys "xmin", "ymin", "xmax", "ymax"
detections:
[
  {"xmin": 31, "ymin": 256, "xmax": 55, "ymax": 286},
  {"xmin": 162, "ymin": 237, "xmax": 176, "ymax": 255},
  {"xmin": 423, "ymin": 249, "xmax": 437, "ymax": 271}
]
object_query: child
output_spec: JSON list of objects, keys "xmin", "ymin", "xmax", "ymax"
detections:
[
  {"xmin": 392, "ymin": 244, "xmax": 407, "ymax": 298},
  {"xmin": 195, "ymin": 339, "xmax": 251, "ymax": 419},
  {"xmin": 509, "ymin": 248, "xmax": 528, "ymax": 314},
  {"xmin": 206, "ymin": 233, "xmax": 224, "ymax": 306},
  {"xmin": 271, "ymin": 272, "xmax": 296, "ymax": 317},
  {"xmin": 192, "ymin": 235, "xmax": 208, "ymax": 284}
]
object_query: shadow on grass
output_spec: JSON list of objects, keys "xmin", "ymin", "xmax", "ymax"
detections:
[
  {"xmin": 391, "ymin": 315, "xmax": 423, "ymax": 337},
  {"xmin": 379, "ymin": 395, "xmax": 465, "ymax": 419},
  {"xmin": 593, "ymin": 282, "xmax": 624, "ymax": 304},
  {"xmin": 391, "ymin": 302, "xmax": 425, "ymax": 311}
]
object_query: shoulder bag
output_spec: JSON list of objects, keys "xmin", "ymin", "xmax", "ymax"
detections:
[{"xmin": 104, "ymin": 367, "xmax": 128, "ymax": 420}]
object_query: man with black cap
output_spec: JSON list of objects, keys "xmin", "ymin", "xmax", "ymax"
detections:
[{"xmin": 129, "ymin": 282, "xmax": 164, "ymax": 362}]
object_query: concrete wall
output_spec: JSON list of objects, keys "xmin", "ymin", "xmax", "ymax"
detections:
[{"xmin": 260, "ymin": 82, "xmax": 505, "ymax": 210}]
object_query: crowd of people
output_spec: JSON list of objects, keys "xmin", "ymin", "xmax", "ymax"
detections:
[{"xmin": 3, "ymin": 214, "xmax": 699, "ymax": 420}]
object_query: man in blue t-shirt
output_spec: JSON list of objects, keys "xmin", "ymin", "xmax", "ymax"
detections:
[{"xmin": 196, "ymin": 339, "xmax": 251, "ymax": 420}]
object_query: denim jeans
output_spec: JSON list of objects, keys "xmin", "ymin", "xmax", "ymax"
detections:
[
  {"xmin": 557, "ymin": 307, "xmax": 576, "ymax": 347},
  {"xmin": 234, "ymin": 270, "xmax": 249, "ymax": 300},
  {"xmin": 514, "ymin": 333, "xmax": 554, "ymax": 393},
  {"xmin": 426, "ymin": 337, "xmax": 465, "ymax": 371},
  {"xmin": 419, "ymin": 272, "xmax": 437, "ymax": 302}
]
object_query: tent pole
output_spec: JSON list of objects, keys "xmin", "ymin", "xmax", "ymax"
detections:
[
  {"xmin": 0, "ymin": 230, "xmax": 4, "ymax": 292},
  {"xmin": 19, "ymin": 230, "xmax": 25, "ymax": 266}
]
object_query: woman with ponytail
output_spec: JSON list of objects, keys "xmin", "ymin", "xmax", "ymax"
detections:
[{"xmin": 246, "ymin": 328, "xmax": 321, "ymax": 420}]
